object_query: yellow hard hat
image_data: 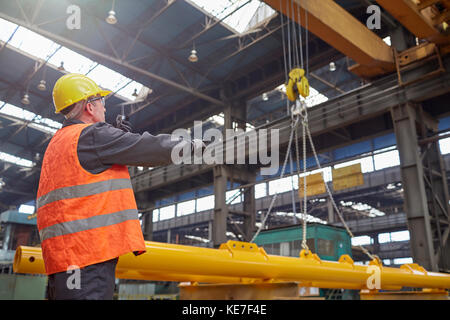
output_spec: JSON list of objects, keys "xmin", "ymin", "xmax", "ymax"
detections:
[{"xmin": 52, "ymin": 73, "xmax": 112, "ymax": 113}]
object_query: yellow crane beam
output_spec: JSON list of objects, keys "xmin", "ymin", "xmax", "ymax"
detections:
[
  {"xmin": 14, "ymin": 240, "xmax": 450, "ymax": 291},
  {"xmin": 375, "ymin": 0, "xmax": 447, "ymax": 43},
  {"xmin": 263, "ymin": 0, "xmax": 395, "ymax": 78}
]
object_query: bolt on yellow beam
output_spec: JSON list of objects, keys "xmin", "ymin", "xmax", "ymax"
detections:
[{"xmin": 14, "ymin": 241, "xmax": 450, "ymax": 290}]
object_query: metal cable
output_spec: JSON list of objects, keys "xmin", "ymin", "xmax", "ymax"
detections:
[
  {"xmin": 250, "ymin": 116, "xmax": 300, "ymax": 243},
  {"xmin": 304, "ymin": 123, "xmax": 379, "ymax": 261}
]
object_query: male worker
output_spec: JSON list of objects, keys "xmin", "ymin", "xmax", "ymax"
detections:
[{"xmin": 36, "ymin": 73, "xmax": 199, "ymax": 300}]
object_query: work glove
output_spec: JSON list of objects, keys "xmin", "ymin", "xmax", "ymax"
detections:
[{"xmin": 115, "ymin": 114, "xmax": 133, "ymax": 133}]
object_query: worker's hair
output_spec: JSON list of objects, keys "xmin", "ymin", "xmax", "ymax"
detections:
[{"xmin": 60, "ymin": 99, "xmax": 86, "ymax": 120}]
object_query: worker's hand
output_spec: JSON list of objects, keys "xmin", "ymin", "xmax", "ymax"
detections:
[{"xmin": 115, "ymin": 114, "xmax": 132, "ymax": 133}]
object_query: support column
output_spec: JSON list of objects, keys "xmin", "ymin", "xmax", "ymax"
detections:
[
  {"xmin": 167, "ymin": 229, "xmax": 171, "ymax": 244},
  {"xmin": 418, "ymin": 108, "xmax": 450, "ymax": 271},
  {"xmin": 142, "ymin": 211, "xmax": 154, "ymax": 241},
  {"xmin": 327, "ymin": 199, "xmax": 335, "ymax": 223},
  {"xmin": 213, "ymin": 165, "xmax": 228, "ymax": 247},
  {"xmin": 391, "ymin": 103, "xmax": 437, "ymax": 271},
  {"xmin": 135, "ymin": 192, "xmax": 155, "ymax": 241},
  {"xmin": 242, "ymin": 170, "xmax": 256, "ymax": 242}
]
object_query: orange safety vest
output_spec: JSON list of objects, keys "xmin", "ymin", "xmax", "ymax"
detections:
[{"xmin": 36, "ymin": 123, "xmax": 146, "ymax": 275}]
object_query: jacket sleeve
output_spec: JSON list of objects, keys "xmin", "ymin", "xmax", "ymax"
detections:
[{"xmin": 77, "ymin": 122, "xmax": 190, "ymax": 174}]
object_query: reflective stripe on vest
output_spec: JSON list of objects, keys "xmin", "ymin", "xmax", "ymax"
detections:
[
  {"xmin": 39, "ymin": 208, "xmax": 139, "ymax": 241},
  {"xmin": 36, "ymin": 178, "xmax": 132, "ymax": 209}
]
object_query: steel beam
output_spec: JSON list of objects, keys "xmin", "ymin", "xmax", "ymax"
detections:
[
  {"xmin": 375, "ymin": 0, "xmax": 442, "ymax": 41},
  {"xmin": 263, "ymin": 0, "xmax": 395, "ymax": 78},
  {"xmin": 132, "ymin": 56, "xmax": 450, "ymax": 196},
  {"xmin": 0, "ymin": 12, "xmax": 227, "ymax": 108}
]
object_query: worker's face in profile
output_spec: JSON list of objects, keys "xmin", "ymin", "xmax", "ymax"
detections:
[{"xmin": 87, "ymin": 96, "xmax": 106, "ymax": 123}]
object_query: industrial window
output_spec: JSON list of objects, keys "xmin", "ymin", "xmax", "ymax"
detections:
[
  {"xmin": 378, "ymin": 230, "xmax": 410, "ymax": 244},
  {"xmin": 254, "ymin": 182, "xmax": 267, "ymax": 199},
  {"xmin": 268, "ymin": 176, "xmax": 293, "ymax": 195},
  {"xmin": 152, "ymin": 209, "xmax": 159, "ymax": 222},
  {"xmin": 226, "ymin": 189, "xmax": 242, "ymax": 204},
  {"xmin": 263, "ymin": 243, "xmax": 280, "ymax": 256},
  {"xmin": 317, "ymin": 238, "xmax": 335, "ymax": 257},
  {"xmin": 373, "ymin": 149, "xmax": 400, "ymax": 170},
  {"xmin": 177, "ymin": 200, "xmax": 196, "ymax": 216},
  {"xmin": 439, "ymin": 134, "xmax": 450, "ymax": 154},
  {"xmin": 159, "ymin": 205, "xmax": 175, "ymax": 221},
  {"xmin": 196, "ymin": 195, "xmax": 214, "ymax": 212},
  {"xmin": 351, "ymin": 235, "xmax": 372, "ymax": 246},
  {"xmin": 393, "ymin": 257, "xmax": 413, "ymax": 265}
]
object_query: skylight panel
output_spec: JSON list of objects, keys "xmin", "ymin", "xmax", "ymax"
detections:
[
  {"xmin": 115, "ymin": 81, "xmax": 144, "ymax": 100},
  {"xmin": 86, "ymin": 64, "xmax": 130, "ymax": 92},
  {"xmin": 47, "ymin": 46, "xmax": 98, "ymax": 74},
  {"xmin": 0, "ymin": 151, "xmax": 34, "ymax": 168},
  {"xmin": 0, "ymin": 103, "xmax": 35, "ymax": 121},
  {"xmin": 1, "ymin": 17, "xmax": 146, "ymax": 104},
  {"xmin": 0, "ymin": 17, "xmax": 18, "ymax": 42},
  {"xmin": 8, "ymin": 26, "xmax": 60, "ymax": 60},
  {"xmin": 304, "ymin": 87, "xmax": 329, "ymax": 107},
  {"xmin": 0, "ymin": 101, "xmax": 62, "ymax": 134},
  {"xmin": 188, "ymin": 0, "xmax": 276, "ymax": 34}
]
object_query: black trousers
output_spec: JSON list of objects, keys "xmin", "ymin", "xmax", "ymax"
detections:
[{"xmin": 47, "ymin": 258, "xmax": 118, "ymax": 300}]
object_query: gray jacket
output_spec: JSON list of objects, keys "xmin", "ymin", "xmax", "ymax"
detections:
[{"xmin": 63, "ymin": 119, "xmax": 186, "ymax": 174}]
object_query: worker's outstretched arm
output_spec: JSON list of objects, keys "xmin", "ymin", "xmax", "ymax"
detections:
[{"xmin": 76, "ymin": 121, "xmax": 191, "ymax": 174}]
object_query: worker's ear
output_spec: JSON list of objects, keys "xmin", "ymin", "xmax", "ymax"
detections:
[{"xmin": 85, "ymin": 102, "xmax": 95, "ymax": 116}]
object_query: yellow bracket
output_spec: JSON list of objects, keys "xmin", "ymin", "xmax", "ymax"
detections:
[{"xmin": 285, "ymin": 68, "xmax": 310, "ymax": 101}]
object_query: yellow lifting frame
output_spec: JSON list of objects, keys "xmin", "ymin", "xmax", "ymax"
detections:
[{"xmin": 13, "ymin": 240, "xmax": 450, "ymax": 291}]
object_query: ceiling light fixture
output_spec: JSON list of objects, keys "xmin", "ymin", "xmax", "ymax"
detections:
[
  {"xmin": 132, "ymin": 88, "xmax": 138, "ymax": 97},
  {"xmin": 37, "ymin": 64, "xmax": 47, "ymax": 91},
  {"xmin": 262, "ymin": 92, "xmax": 268, "ymax": 101},
  {"xmin": 329, "ymin": 62, "xmax": 336, "ymax": 72},
  {"xmin": 21, "ymin": 93, "xmax": 30, "ymax": 105},
  {"xmin": 57, "ymin": 61, "xmax": 65, "ymax": 71},
  {"xmin": 188, "ymin": 43, "xmax": 198, "ymax": 63},
  {"xmin": 37, "ymin": 79, "xmax": 47, "ymax": 91},
  {"xmin": 106, "ymin": 0, "xmax": 117, "ymax": 24}
]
